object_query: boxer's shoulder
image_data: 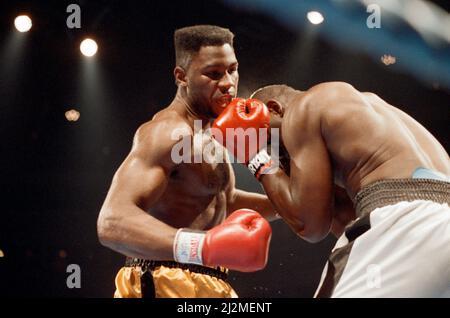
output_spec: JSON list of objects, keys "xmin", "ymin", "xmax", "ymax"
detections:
[
  {"xmin": 307, "ymin": 81, "xmax": 357, "ymax": 95},
  {"xmin": 299, "ymin": 82, "xmax": 358, "ymax": 108},
  {"xmin": 130, "ymin": 111, "xmax": 192, "ymax": 163},
  {"xmin": 293, "ymin": 82, "xmax": 365, "ymax": 123},
  {"xmin": 137, "ymin": 111, "xmax": 193, "ymax": 141}
]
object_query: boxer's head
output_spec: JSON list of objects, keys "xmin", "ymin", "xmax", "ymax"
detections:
[
  {"xmin": 250, "ymin": 85, "xmax": 298, "ymax": 176},
  {"xmin": 174, "ymin": 25, "xmax": 238, "ymax": 118},
  {"xmin": 250, "ymin": 84, "xmax": 297, "ymax": 129}
]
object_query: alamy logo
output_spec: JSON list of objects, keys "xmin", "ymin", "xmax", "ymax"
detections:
[
  {"xmin": 366, "ymin": 4, "xmax": 381, "ymax": 29},
  {"xmin": 66, "ymin": 4, "xmax": 81, "ymax": 29},
  {"xmin": 170, "ymin": 120, "xmax": 280, "ymax": 175},
  {"xmin": 66, "ymin": 264, "xmax": 81, "ymax": 289}
]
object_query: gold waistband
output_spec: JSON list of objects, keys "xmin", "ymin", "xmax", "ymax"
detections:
[{"xmin": 354, "ymin": 179, "xmax": 450, "ymax": 218}]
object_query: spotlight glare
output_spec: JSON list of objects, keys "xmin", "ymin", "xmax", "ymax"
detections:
[
  {"xmin": 307, "ymin": 11, "xmax": 324, "ymax": 25},
  {"xmin": 14, "ymin": 15, "xmax": 32, "ymax": 32},
  {"xmin": 58, "ymin": 249, "xmax": 68, "ymax": 258},
  {"xmin": 80, "ymin": 38, "xmax": 98, "ymax": 57},
  {"xmin": 65, "ymin": 109, "xmax": 80, "ymax": 122},
  {"xmin": 381, "ymin": 54, "xmax": 396, "ymax": 65}
]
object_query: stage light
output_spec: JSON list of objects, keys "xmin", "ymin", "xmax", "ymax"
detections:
[
  {"xmin": 58, "ymin": 250, "xmax": 68, "ymax": 258},
  {"xmin": 80, "ymin": 38, "xmax": 98, "ymax": 57},
  {"xmin": 381, "ymin": 54, "xmax": 396, "ymax": 65},
  {"xmin": 65, "ymin": 109, "xmax": 80, "ymax": 121},
  {"xmin": 0, "ymin": 249, "xmax": 4, "ymax": 257},
  {"xmin": 14, "ymin": 15, "xmax": 32, "ymax": 32},
  {"xmin": 307, "ymin": 11, "xmax": 324, "ymax": 25}
]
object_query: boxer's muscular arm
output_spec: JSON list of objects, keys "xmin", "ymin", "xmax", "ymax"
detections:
[
  {"xmin": 260, "ymin": 102, "xmax": 334, "ymax": 243},
  {"xmin": 97, "ymin": 119, "xmax": 186, "ymax": 260}
]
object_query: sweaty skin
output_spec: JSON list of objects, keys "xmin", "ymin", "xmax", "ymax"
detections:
[
  {"xmin": 260, "ymin": 82, "xmax": 450, "ymax": 242},
  {"xmin": 97, "ymin": 44, "xmax": 276, "ymax": 261}
]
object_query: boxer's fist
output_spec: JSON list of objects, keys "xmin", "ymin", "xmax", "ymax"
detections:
[
  {"xmin": 203, "ymin": 209, "xmax": 272, "ymax": 272},
  {"xmin": 212, "ymin": 98, "xmax": 273, "ymax": 179},
  {"xmin": 212, "ymin": 98, "xmax": 270, "ymax": 164},
  {"xmin": 173, "ymin": 209, "xmax": 272, "ymax": 272}
]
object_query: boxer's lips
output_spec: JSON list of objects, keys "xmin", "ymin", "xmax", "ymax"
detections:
[
  {"xmin": 217, "ymin": 95, "xmax": 232, "ymax": 108},
  {"xmin": 217, "ymin": 94, "xmax": 233, "ymax": 104}
]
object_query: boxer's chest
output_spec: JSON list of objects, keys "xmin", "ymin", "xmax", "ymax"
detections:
[{"xmin": 185, "ymin": 130, "xmax": 231, "ymax": 193}]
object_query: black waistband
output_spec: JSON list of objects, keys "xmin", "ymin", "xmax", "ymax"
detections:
[
  {"xmin": 354, "ymin": 178, "xmax": 450, "ymax": 218},
  {"xmin": 125, "ymin": 258, "xmax": 229, "ymax": 281}
]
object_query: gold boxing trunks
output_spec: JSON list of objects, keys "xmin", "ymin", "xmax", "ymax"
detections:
[{"xmin": 114, "ymin": 258, "xmax": 238, "ymax": 298}]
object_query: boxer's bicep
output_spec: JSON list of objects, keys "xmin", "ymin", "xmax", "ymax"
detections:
[
  {"xmin": 282, "ymin": 101, "xmax": 334, "ymax": 242},
  {"xmin": 97, "ymin": 124, "xmax": 181, "ymax": 259},
  {"xmin": 109, "ymin": 153, "xmax": 171, "ymax": 211},
  {"xmin": 102, "ymin": 121, "xmax": 179, "ymax": 213},
  {"xmin": 288, "ymin": 138, "xmax": 334, "ymax": 242}
]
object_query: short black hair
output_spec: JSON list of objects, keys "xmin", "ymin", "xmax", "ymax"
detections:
[
  {"xmin": 250, "ymin": 85, "xmax": 296, "ymax": 104},
  {"xmin": 174, "ymin": 25, "xmax": 234, "ymax": 69}
]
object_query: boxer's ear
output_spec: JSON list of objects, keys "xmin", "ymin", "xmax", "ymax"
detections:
[
  {"xmin": 266, "ymin": 99, "xmax": 284, "ymax": 117},
  {"xmin": 174, "ymin": 66, "xmax": 187, "ymax": 87}
]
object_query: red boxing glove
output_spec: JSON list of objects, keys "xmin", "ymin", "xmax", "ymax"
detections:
[
  {"xmin": 212, "ymin": 98, "xmax": 273, "ymax": 179},
  {"xmin": 173, "ymin": 209, "xmax": 272, "ymax": 272}
]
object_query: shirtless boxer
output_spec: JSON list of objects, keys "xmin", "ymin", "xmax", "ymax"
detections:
[
  {"xmin": 97, "ymin": 25, "xmax": 275, "ymax": 298},
  {"xmin": 213, "ymin": 82, "xmax": 450, "ymax": 297}
]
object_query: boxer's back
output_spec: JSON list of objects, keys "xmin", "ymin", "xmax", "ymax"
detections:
[{"xmin": 303, "ymin": 82, "xmax": 450, "ymax": 197}]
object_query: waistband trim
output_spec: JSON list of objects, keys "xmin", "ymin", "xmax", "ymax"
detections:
[
  {"xmin": 125, "ymin": 258, "xmax": 229, "ymax": 281},
  {"xmin": 354, "ymin": 178, "xmax": 450, "ymax": 218}
]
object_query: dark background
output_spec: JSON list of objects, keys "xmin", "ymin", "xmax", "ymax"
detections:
[{"xmin": 0, "ymin": 0, "xmax": 448, "ymax": 297}]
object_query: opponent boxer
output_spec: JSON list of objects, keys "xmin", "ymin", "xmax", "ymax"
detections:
[
  {"xmin": 97, "ymin": 25, "xmax": 276, "ymax": 298},
  {"xmin": 213, "ymin": 82, "xmax": 450, "ymax": 297}
]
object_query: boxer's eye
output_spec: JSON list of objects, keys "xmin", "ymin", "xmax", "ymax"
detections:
[{"xmin": 205, "ymin": 71, "xmax": 222, "ymax": 80}]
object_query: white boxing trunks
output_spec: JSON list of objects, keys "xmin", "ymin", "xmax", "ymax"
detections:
[{"xmin": 315, "ymin": 177, "xmax": 450, "ymax": 298}]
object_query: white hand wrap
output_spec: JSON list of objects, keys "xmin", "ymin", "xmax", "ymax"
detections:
[
  {"xmin": 173, "ymin": 229, "xmax": 206, "ymax": 265},
  {"xmin": 247, "ymin": 148, "xmax": 274, "ymax": 179}
]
